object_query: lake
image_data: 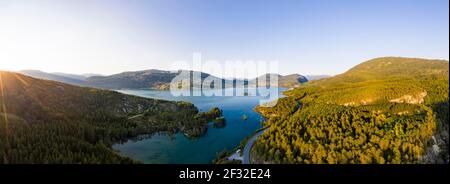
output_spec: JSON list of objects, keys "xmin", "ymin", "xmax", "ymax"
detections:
[{"xmin": 112, "ymin": 87, "xmax": 285, "ymax": 164}]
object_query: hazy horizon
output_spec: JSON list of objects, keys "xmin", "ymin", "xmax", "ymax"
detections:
[
  {"xmin": 1, "ymin": 0, "xmax": 449, "ymax": 77},
  {"xmin": 12, "ymin": 67, "xmax": 333, "ymax": 78},
  {"xmin": 7, "ymin": 56, "xmax": 449, "ymax": 78}
]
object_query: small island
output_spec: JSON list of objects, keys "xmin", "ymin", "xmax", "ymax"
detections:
[
  {"xmin": 185, "ymin": 107, "xmax": 224, "ymax": 137},
  {"xmin": 242, "ymin": 114, "xmax": 248, "ymax": 120},
  {"xmin": 213, "ymin": 117, "xmax": 227, "ymax": 128}
]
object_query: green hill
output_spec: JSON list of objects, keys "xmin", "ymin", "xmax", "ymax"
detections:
[
  {"xmin": 0, "ymin": 71, "xmax": 221, "ymax": 164},
  {"xmin": 86, "ymin": 69, "xmax": 308, "ymax": 90},
  {"xmin": 249, "ymin": 73, "xmax": 308, "ymax": 88},
  {"xmin": 86, "ymin": 69, "xmax": 178, "ymax": 89},
  {"xmin": 255, "ymin": 57, "xmax": 449, "ymax": 164},
  {"xmin": 85, "ymin": 69, "xmax": 228, "ymax": 90}
]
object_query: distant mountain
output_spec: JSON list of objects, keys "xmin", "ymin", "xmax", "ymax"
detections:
[
  {"xmin": 279, "ymin": 74, "xmax": 308, "ymax": 87},
  {"xmin": 305, "ymin": 75, "xmax": 330, "ymax": 81},
  {"xmin": 19, "ymin": 70, "xmax": 86, "ymax": 86},
  {"xmin": 86, "ymin": 69, "xmax": 174, "ymax": 89},
  {"xmin": 20, "ymin": 69, "xmax": 308, "ymax": 90},
  {"xmin": 82, "ymin": 73, "xmax": 104, "ymax": 78},
  {"xmin": 255, "ymin": 57, "xmax": 449, "ymax": 164},
  {"xmin": 0, "ymin": 71, "xmax": 221, "ymax": 163},
  {"xmin": 249, "ymin": 73, "xmax": 308, "ymax": 88},
  {"xmin": 53, "ymin": 72, "xmax": 88, "ymax": 80},
  {"xmin": 86, "ymin": 69, "xmax": 308, "ymax": 90},
  {"xmin": 85, "ymin": 69, "xmax": 224, "ymax": 90}
]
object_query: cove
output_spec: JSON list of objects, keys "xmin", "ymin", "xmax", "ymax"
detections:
[{"xmin": 112, "ymin": 87, "xmax": 285, "ymax": 164}]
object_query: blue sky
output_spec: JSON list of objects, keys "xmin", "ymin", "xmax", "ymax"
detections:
[{"xmin": 0, "ymin": 0, "xmax": 448, "ymax": 76}]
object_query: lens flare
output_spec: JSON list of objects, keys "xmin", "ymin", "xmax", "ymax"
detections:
[{"xmin": 0, "ymin": 72, "xmax": 9, "ymax": 163}]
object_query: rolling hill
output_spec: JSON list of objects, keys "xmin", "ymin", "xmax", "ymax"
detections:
[
  {"xmin": 52, "ymin": 72, "xmax": 93, "ymax": 80},
  {"xmin": 86, "ymin": 69, "xmax": 180, "ymax": 90},
  {"xmin": 19, "ymin": 70, "xmax": 86, "ymax": 86},
  {"xmin": 254, "ymin": 57, "xmax": 449, "ymax": 164},
  {"xmin": 86, "ymin": 70, "xmax": 308, "ymax": 90},
  {"xmin": 19, "ymin": 68, "xmax": 309, "ymax": 90},
  {"xmin": 248, "ymin": 74, "xmax": 308, "ymax": 88},
  {"xmin": 305, "ymin": 75, "xmax": 330, "ymax": 81},
  {"xmin": 0, "ymin": 71, "xmax": 221, "ymax": 163}
]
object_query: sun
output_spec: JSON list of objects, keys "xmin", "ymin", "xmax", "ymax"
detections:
[{"xmin": 0, "ymin": 61, "xmax": 23, "ymax": 73}]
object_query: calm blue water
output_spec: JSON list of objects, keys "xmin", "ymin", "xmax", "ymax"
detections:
[{"xmin": 112, "ymin": 88, "xmax": 285, "ymax": 164}]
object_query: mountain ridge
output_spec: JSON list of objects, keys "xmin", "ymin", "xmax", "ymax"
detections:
[
  {"xmin": 86, "ymin": 70, "xmax": 309, "ymax": 90},
  {"xmin": 19, "ymin": 69, "xmax": 309, "ymax": 90},
  {"xmin": 19, "ymin": 70, "xmax": 86, "ymax": 86}
]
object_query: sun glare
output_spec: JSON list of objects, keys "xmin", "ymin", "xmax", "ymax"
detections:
[{"xmin": 0, "ymin": 72, "xmax": 10, "ymax": 163}]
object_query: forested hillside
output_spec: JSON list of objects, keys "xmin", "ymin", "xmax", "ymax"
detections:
[
  {"xmin": 254, "ymin": 57, "xmax": 449, "ymax": 164},
  {"xmin": 19, "ymin": 69, "xmax": 309, "ymax": 90},
  {"xmin": 86, "ymin": 69, "xmax": 308, "ymax": 90},
  {"xmin": 0, "ymin": 71, "xmax": 221, "ymax": 163},
  {"xmin": 248, "ymin": 73, "xmax": 308, "ymax": 88},
  {"xmin": 85, "ymin": 69, "xmax": 234, "ymax": 90}
]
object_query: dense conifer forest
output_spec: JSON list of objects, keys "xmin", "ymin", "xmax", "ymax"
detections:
[{"xmin": 254, "ymin": 57, "xmax": 449, "ymax": 164}]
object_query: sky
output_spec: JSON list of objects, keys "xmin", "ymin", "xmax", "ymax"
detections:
[{"xmin": 0, "ymin": 0, "xmax": 448, "ymax": 77}]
